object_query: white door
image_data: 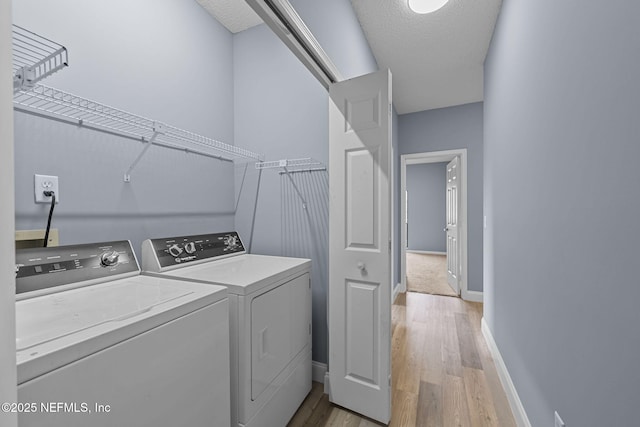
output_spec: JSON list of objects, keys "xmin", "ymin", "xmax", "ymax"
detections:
[
  {"xmin": 328, "ymin": 69, "xmax": 392, "ymax": 424},
  {"xmin": 446, "ymin": 157, "xmax": 460, "ymax": 294}
]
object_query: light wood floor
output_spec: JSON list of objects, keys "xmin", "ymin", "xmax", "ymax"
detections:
[{"xmin": 288, "ymin": 292, "xmax": 516, "ymax": 427}]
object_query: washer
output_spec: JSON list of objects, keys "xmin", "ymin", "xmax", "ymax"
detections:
[
  {"xmin": 15, "ymin": 240, "xmax": 230, "ymax": 427},
  {"xmin": 141, "ymin": 231, "xmax": 312, "ymax": 427}
]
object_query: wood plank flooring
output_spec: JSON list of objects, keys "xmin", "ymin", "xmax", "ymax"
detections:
[{"xmin": 288, "ymin": 292, "xmax": 516, "ymax": 427}]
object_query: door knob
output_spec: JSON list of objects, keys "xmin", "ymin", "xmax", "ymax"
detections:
[
  {"xmin": 357, "ymin": 262, "xmax": 366, "ymax": 271},
  {"xmin": 444, "ymin": 227, "xmax": 449, "ymax": 232}
]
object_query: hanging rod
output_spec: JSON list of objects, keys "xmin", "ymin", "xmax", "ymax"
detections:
[
  {"xmin": 256, "ymin": 158, "xmax": 327, "ymax": 209},
  {"xmin": 13, "ymin": 84, "xmax": 264, "ymax": 163},
  {"xmin": 277, "ymin": 167, "xmax": 326, "ymax": 175},
  {"xmin": 12, "ymin": 24, "xmax": 68, "ymax": 93},
  {"xmin": 256, "ymin": 157, "xmax": 325, "ymax": 171}
]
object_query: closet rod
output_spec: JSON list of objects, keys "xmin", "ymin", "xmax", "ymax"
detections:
[{"xmin": 277, "ymin": 167, "xmax": 326, "ymax": 175}]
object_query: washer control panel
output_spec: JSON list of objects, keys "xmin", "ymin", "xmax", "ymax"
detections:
[
  {"xmin": 147, "ymin": 231, "xmax": 245, "ymax": 269},
  {"xmin": 15, "ymin": 241, "xmax": 138, "ymax": 294}
]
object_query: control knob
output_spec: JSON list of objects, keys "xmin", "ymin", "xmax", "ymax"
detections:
[
  {"xmin": 168, "ymin": 244, "xmax": 184, "ymax": 257},
  {"xmin": 100, "ymin": 251, "xmax": 120, "ymax": 267},
  {"xmin": 184, "ymin": 242, "xmax": 196, "ymax": 254}
]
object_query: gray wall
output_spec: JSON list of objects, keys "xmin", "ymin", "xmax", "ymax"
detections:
[
  {"xmin": 484, "ymin": 0, "xmax": 640, "ymax": 425},
  {"xmin": 13, "ymin": 0, "xmax": 237, "ymax": 259},
  {"xmin": 233, "ymin": 0, "xmax": 378, "ymax": 364},
  {"xmin": 1, "ymin": 1, "xmax": 17, "ymax": 424},
  {"xmin": 399, "ymin": 102, "xmax": 483, "ymax": 292},
  {"xmin": 406, "ymin": 163, "xmax": 447, "ymax": 252}
]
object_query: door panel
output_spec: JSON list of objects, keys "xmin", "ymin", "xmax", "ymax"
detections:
[
  {"xmin": 329, "ymin": 69, "xmax": 392, "ymax": 424},
  {"xmin": 345, "ymin": 280, "xmax": 379, "ymax": 385},
  {"xmin": 446, "ymin": 157, "xmax": 460, "ymax": 294},
  {"xmin": 346, "ymin": 148, "xmax": 379, "ymax": 248}
]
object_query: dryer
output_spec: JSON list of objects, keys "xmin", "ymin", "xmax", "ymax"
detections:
[
  {"xmin": 15, "ymin": 240, "xmax": 230, "ymax": 427},
  {"xmin": 142, "ymin": 231, "xmax": 312, "ymax": 427}
]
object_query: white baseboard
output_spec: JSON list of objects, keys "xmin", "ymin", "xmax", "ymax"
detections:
[
  {"xmin": 406, "ymin": 250, "xmax": 446, "ymax": 255},
  {"xmin": 481, "ymin": 318, "xmax": 531, "ymax": 427},
  {"xmin": 324, "ymin": 371, "xmax": 331, "ymax": 396},
  {"xmin": 393, "ymin": 283, "xmax": 401, "ymax": 303},
  {"xmin": 312, "ymin": 361, "xmax": 327, "ymax": 384},
  {"xmin": 461, "ymin": 289, "xmax": 483, "ymax": 302}
]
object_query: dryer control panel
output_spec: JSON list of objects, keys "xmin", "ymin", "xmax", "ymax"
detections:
[
  {"xmin": 143, "ymin": 231, "xmax": 245, "ymax": 271},
  {"xmin": 15, "ymin": 240, "xmax": 139, "ymax": 295}
]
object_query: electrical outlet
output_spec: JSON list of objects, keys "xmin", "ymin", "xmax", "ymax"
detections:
[
  {"xmin": 555, "ymin": 411, "xmax": 565, "ymax": 427},
  {"xmin": 34, "ymin": 174, "xmax": 60, "ymax": 204}
]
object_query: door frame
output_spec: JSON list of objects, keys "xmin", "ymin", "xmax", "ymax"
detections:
[{"xmin": 400, "ymin": 149, "xmax": 472, "ymax": 300}]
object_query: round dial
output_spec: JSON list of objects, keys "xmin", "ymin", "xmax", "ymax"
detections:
[
  {"xmin": 168, "ymin": 244, "xmax": 183, "ymax": 257},
  {"xmin": 100, "ymin": 251, "xmax": 120, "ymax": 267},
  {"xmin": 184, "ymin": 242, "xmax": 196, "ymax": 254}
]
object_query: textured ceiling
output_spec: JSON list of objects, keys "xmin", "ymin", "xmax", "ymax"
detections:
[
  {"xmin": 350, "ymin": 0, "xmax": 502, "ymax": 114},
  {"xmin": 195, "ymin": 0, "xmax": 262, "ymax": 33}
]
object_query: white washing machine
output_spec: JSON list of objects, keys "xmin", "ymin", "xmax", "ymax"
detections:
[
  {"xmin": 14, "ymin": 240, "xmax": 230, "ymax": 427},
  {"xmin": 141, "ymin": 231, "xmax": 312, "ymax": 427}
]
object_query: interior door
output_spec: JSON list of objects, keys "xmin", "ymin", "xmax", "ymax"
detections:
[
  {"xmin": 446, "ymin": 156, "xmax": 460, "ymax": 294},
  {"xmin": 328, "ymin": 69, "xmax": 392, "ymax": 424}
]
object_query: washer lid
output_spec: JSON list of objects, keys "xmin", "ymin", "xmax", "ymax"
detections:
[
  {"xmin": 16, "ymin": 275, "xmax": 227, "ymax": 384},
  {"xmin": 158, "ymin": 254, "xmax": 311, "ymax": 295}
]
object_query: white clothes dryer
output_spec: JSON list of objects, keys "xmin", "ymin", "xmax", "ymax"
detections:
[
  {"xmin": 15, "ymin": 240, "xmax": 230, "ymax": 427},
  {"xmin": 142, "ymin": 231, "xmax": 312, "ymax": 427}
]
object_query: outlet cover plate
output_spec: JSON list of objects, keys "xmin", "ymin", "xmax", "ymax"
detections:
[{"xmin": 34, "ymin": 174, "xmax": 59, "ymax": 203}]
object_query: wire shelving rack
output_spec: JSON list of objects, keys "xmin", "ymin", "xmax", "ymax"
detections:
[
  {"xmin": 11, "ymin": 25, "xmax": 263, "ymax": 179},
  {"xmin": 12, "ymin": 25, "xmax": 68, "ymax": 93}
]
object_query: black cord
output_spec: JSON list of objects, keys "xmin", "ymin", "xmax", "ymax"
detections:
[{"xmin": 43, "ymin": 191, "xmax": 56, "ymax": 248}]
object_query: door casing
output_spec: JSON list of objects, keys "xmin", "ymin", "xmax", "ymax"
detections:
[{"xmin": 400, "ymin": 149, "xmax": 476, "ymax": 301}]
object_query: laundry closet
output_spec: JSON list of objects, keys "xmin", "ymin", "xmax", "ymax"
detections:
[
  {"xmin": 9, "ymin": 1, "xmax": 321, "ymax": 426},
  {"xmin": 7, "ymin": 0, "xmax": 385, "ymax": 425}
]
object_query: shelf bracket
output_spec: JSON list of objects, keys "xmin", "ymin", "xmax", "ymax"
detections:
[
  {"xmin": 123, "ymin": 123, "xmax": 164, "ymax": 182},
  {"xmin": 283, "ymin": 166, "xmax": 308, "ymax": 209}
]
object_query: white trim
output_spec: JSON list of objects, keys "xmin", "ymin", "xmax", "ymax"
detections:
[
  {"xmin": 0, "ymin": 3, "xmax": 17, "ymax": 423},
  {"xmin": 406, "ymin": 250, "xmax": 446, "ymax": 255},
  {"xmin": 461, "ymin": 289, "xmax": 483, "ymax": 302},
  {"xmin": 324, "ymin": 371, "xmax": 331, "ymax": 396},
  {"xmin": 312, "ymin": 361, "xmax": 327, "ymax": 384},
  {"xmin": 401, "ymin": 149, "xmax": 469, "ymax": 299},
  {"xmin": 392, "ymin": 283, "xmax": 401, "ymax": 303},
  {"xmin": 481, "ymin": 319, "xmax": 531, "ymax": 427}
]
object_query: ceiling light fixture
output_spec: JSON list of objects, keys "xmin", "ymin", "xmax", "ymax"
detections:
[{"xmin": 408, "ymin": 0, "xmax": 449, "ymax": 14}]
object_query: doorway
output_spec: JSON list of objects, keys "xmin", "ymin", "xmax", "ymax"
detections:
[
  {"xmin": 400, "ymin": 149, "xmax": 469, "ymax": 299},
  {"xmin": 404, "ymin": 161, "xmax": 456, "ymax": 297}
]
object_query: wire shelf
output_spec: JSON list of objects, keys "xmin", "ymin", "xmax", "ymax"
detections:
[
  {"xmin": 13, "ymin": 25, "xmax": 68, "ymax": 93},
  {"xmin": 256, "ymin": 158, "xmax": 325, "ymax": 171},
  {"xmin": 13, "ymin": 84, "xmax": 264, "ymax": 162}
]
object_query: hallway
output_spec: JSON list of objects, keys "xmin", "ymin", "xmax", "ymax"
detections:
[{"xmin": 289, "ymin": 292, "xmax": 516, "ymax": 426}]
